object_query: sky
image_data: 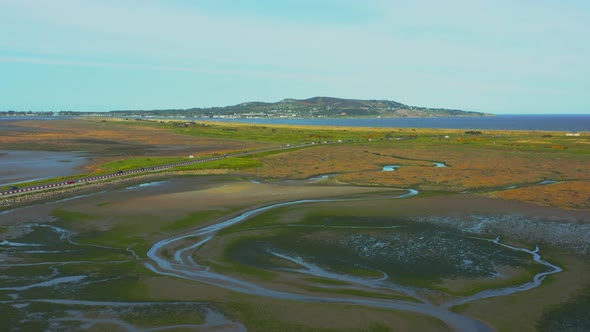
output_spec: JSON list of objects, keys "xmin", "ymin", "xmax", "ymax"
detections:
[{"xmin": 0, "ymin": 0, "xmax": 589, "ymax": 114}]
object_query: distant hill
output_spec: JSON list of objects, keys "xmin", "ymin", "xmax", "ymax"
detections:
[{"xmin": 110, "ymin": 97, "xmax": 492, "ymax": 118}]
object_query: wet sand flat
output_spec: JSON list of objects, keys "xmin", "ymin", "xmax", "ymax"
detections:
[{"xmin": 0, "ymin": 150, "xmax": 90, "ymax": 186}]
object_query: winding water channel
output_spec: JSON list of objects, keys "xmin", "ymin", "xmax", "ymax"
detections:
[
  {"xmin": 0, "ymin": 219, "xmax": 243, "ymax": 331},
  {"xmin": 144, "ymin": 188, "xmax": 563, "ymax": 332},
  {"xmin": 0, "ymin": 182, "xmax": 565, "ymax": 331}
]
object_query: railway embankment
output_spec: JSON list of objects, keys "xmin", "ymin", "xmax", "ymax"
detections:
[{"xmin": 0, "ymin": 169, "xmax": 228, "ymax": 211}]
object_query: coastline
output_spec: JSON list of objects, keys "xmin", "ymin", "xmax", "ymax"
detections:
[{"xmin": 2, "ymin": 114, "xmax": 589, "ymax": 132}]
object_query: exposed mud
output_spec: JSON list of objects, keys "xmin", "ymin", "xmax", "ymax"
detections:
[{"xmin": 145, "ymin": 189, "xmax": 497, "ymax": 332}]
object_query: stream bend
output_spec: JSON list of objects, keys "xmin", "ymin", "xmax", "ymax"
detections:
[{"xmin": 144, "ymin": 188, "xmax": 555, "ymax": 332}]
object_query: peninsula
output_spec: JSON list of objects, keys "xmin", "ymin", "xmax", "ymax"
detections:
[{"xmin": 110, "ymin": 96, "xmax": 491, "ymax": 119}]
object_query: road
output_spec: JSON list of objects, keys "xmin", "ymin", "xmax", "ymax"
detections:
[{"xmin": 0, "ymin": 143, "xmax": 310, "ymax": 197}]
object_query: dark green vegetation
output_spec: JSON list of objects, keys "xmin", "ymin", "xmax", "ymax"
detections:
[
  {"xmin": 222, "ymin": 300, "xmax": 436, "ymax": 332},
  {"xmin": 221, "ymin": 206, "xmax": 542, "ymax": 292},
  {"xmin": 101, "ymin": 155, "xmax": 263, "ymax": 173},
  {"xmin": 0, "ymin": 301, "xmax": 208, "ymax": 331},
  {"xmin": 0, "ymin": 207, "xmax": 212, "ymax": 331},
  {"xmin": 110, "ymin": 96, "xmax": 489, "ymax": 118},
  {"xmin": 537, "ymin": 282, "xmax": 590, "ymax": 331}
]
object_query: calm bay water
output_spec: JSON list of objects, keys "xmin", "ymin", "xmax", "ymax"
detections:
[
  {"xmin": 191, "ymin": 114, "xmax": 589, "ymax": 132},
  {"xmin": 0, "ymin": 114, "xmax": 588, "ymax": 132}
]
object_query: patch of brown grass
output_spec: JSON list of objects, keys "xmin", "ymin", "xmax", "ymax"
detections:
[
  {"xmin": 3, "ymin": 119, "xmax": 268, "ymax": 151},
  {"xmin": 242, "ymin": 143, "xmax": 589, "ymax": 210},
  {"xmin": 3, "ymin": 118, "xmax": 588, "ymax": 211},
  {"xmin": 490, "ymin": 181, "xmax": 590, "ymax": 210}
]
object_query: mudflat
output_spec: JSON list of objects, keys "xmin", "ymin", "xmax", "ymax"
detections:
[{"xmin": 0, "ymin": 150, "xmax": 90, "ymax": 186}]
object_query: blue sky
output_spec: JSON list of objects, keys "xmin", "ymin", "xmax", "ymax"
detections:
[{"xmin": 0, "ymin": 0, "xmax": 588, "ymax": 114}]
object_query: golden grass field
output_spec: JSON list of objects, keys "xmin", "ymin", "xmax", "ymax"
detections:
[
  {"xmin": 2, "ymin": 117, "xmax": 588, "ymax": 209},
  {"xmin": 243, "ymin": 136, "xmax": 589, "ymax": 210}
]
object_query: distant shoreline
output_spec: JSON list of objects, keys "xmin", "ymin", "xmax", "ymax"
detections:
[
  {"xmin": 148, "ymin": 114, "xmax": 589, "ymax": 132},
  {"xmin": 1, "ymin": 114, "xmax": 588, "ymax": 132}
]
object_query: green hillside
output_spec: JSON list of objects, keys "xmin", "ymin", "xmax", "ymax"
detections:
[{"xmin": 110, "ymin": 96, "xmax": 491, "ymax": 118}]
